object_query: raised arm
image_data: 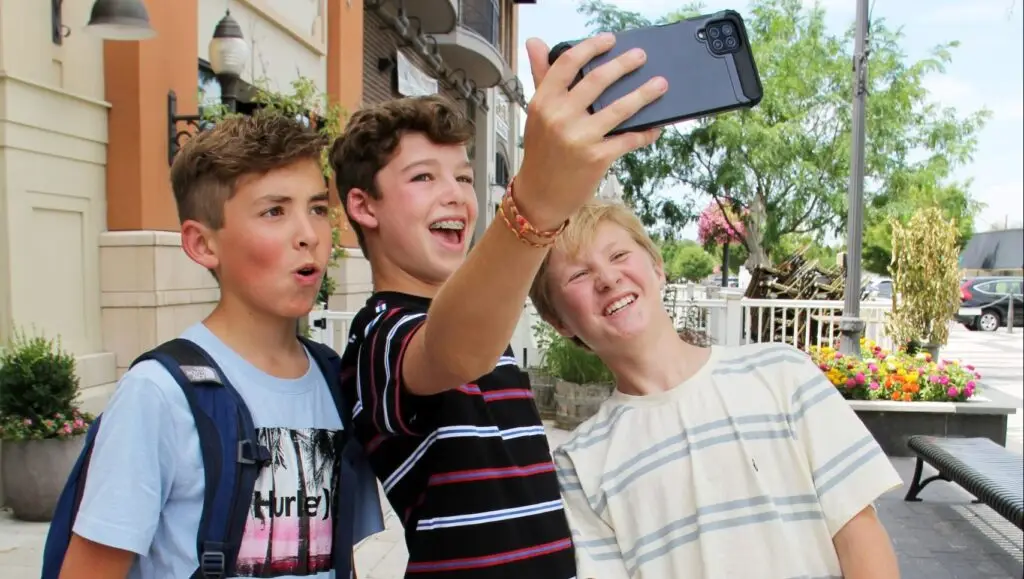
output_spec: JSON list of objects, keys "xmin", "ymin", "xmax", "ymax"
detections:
[{"xmin": 405, "ymin": 34, "xmax": 667, "ymax": 395}]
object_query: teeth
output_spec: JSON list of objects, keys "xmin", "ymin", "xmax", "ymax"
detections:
[
  {"xmin": 604, "ymin": 295, "xmax": 636, "ymax": 316},
  {"xmin": 430, "ymin": 220, "xmax": 465, "ymax": 231}
]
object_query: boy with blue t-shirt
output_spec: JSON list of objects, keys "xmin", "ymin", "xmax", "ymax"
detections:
[{"xmin": 58, "ymin": 114, "xmax": 380, "ymax": 578}]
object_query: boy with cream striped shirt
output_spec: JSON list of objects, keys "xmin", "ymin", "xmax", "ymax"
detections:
[{"xmin": 529, "ymin": 200, "xmax": 902, "ymax": 579}]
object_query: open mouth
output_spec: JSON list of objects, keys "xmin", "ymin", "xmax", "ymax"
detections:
[
  {"xmin": 603, "ymin": 294, "xmax": 637, "ymax": 316},
  {"xmin": 294, "ymin": 264, "xmax": 321, "ymax": 281},
  {"xmin": 428, "ymin": 218, "xmax": 466, "ymax": 247}
]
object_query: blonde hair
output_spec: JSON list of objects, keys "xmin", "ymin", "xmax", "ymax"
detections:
[{"xmin": 529, "ymin": 199, "xmax": 662, "ymax": 326}]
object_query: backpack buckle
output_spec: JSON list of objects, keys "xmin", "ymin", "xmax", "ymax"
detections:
[
  {"xmin": 237, "ymin": 439, "xmax": 271, "ymax": 466},
  {"xmin": 200, "ymin": 548, "xmax": 226, "ymax": 578}
]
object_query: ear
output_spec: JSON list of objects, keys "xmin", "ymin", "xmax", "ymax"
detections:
[
  {"xmin": 180, "ymin": 220, "xmax": 220, "ymax": 272},
  {"xmin": 345, "ymin": 187, "xmax": 380, "ymax": 231},
  {"xmin": 540, "ymin": 312, "xmax": 575, "ymax": 339}
]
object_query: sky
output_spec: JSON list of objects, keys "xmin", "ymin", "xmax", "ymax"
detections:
[{"xmin": 514, "ymin": 0, "xmax": 1024, "ymax": 240}]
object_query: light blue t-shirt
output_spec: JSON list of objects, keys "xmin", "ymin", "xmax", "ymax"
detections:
[{"xmin": 74, "ymin": 323, "xmax": 356, "ymax": 578}]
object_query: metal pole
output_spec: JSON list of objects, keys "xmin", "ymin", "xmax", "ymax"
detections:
[{"xmin": 839, "ymin": 0, "xmax": 870, "ymax": 356}]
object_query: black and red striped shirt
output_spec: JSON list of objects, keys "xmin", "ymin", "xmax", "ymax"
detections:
[{"xmin": 340, "ymin": 292, "xmax": 575, "ymax": 578}]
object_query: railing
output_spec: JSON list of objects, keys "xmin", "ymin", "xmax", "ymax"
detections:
[
  {"xmin": 459, "ymin": 0, "xmax": 500, "ymax": 48},
  {"xmin": 308, "ymin": 288, "xmax": 896, "ymax": 361}
]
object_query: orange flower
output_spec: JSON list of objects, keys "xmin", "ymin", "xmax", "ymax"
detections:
[
  {"xmin": 891, "ymin": 392, "xmax": 901, "ymax": 401},
  {"xmin": 902, "ymin": 393, "xmax": 913, "ymax": 402}
]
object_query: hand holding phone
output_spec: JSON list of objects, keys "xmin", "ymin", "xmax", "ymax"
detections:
[
  {"xmin": 548, "ymin": 11, "xmax": 764, "ymax": 136},
  {"xmin": 513, "ymin": 34, "xmax": 668, "ymax": 232}
]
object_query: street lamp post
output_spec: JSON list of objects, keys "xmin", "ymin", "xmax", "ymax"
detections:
[{"xmin": 839, "ymin": 0, "xmax": 871, "ymax": 356}]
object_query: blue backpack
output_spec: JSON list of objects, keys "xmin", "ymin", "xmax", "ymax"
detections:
[{"xmin": 40, "ymin": 336, "xmax": 358, "ymax": 579}]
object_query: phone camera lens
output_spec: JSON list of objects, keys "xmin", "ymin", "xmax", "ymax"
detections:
[
  {"xmin": 722, "ymin": 24, "xmax": 734, "ymax": 36},
  {"xmin": 711, "ymin": 38, "xmax": 725, "ymax": 52},
  {"xmin": 708, "ymin": 27, "xmax": 721, "ymax": 39},
  {"xmin": 725, "ymin": 36, "xmax": 738, "ymax": 49}
]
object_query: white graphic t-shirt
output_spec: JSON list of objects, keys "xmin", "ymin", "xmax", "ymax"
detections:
[{"xmin": 73, "ymin": 323, "xmax": 344, "ymax": 578}]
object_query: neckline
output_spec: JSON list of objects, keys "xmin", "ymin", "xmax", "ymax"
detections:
[{"xmin": 609, "ymin": 345, "xmax": 722, "ymax": 407}]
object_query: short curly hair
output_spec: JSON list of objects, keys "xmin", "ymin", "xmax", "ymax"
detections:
[
  {"xmin": 328, "ymin": 95, "xmax": 474, "ymax": 257},
  {"xmin": 170, "ymin": 112, "xmax": 329, "ymax": 229}
]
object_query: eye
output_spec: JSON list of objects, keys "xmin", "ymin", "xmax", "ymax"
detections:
[
  {"xmin": 311, "ymin": 204, "xmax": 330, "ymax": 217},
  {"xmin": 411, "ymin": 173, "xmax": 433, "ymax": 182},
  {"xmin": 262, "ymin": 206, "xmax": 284, "ymax": 217},
  {"xmin": 568, "ymin": 270, "xmax": 587, "ymax": 282},
  {"xmin": 457, "ymin": 175, "xmax": 474, "ymax": 185},
  {"xmin": 612, "ymin": 250, "xmax": 629, "ymax": 261}
]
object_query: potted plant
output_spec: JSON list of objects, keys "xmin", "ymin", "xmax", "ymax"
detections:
[
  {"xmin": 534, "ymin": 324, "xmax": 615, "ymax": 431},
  {"xmin": 0, "ymin": 328, "xmax": 93, "ymax": 521},
  {"xmin": 884, "ymin": 205, "xmax": 962, "ymax": 359}
]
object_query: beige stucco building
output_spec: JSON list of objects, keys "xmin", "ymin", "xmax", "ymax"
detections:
[{"xmin": 0, "ymin": 0, "xmax": 526, "ymax": 418}]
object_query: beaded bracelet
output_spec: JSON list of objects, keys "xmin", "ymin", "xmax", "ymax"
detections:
[{"xmin": 498, "ymin": 178, "xmax": 568, "ymax": 248}]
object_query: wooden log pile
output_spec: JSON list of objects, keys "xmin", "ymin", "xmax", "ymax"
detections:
[{"xmin": 742, "ymin": 247, "xmax": 849, "ymax": 349}]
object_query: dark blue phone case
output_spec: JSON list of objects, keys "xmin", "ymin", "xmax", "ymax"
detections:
[{"xmin": 548, "ymin": 10, "xmax": 763, "ymax": 135}]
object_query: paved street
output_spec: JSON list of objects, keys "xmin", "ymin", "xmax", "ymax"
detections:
[
  {"xmin": 943, "ymin": 323, "xmax": 1024, "ymax": 453},
  {"xmin": 1, "ymin": 330, "xmax": 1021, "ymax": 578}
]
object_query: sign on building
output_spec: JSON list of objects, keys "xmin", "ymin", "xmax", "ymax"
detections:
[{"xmin": 396, "ymin": 52, "xmax": 438, "ymax": 97}]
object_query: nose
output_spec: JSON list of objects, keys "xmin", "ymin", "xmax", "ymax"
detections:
[
  {"xmin": 294, "ymin": 211, "xmax": 319, "ymax": 250},
  {"xmin": 438, "ymin": 173, "xmax": 471, "ymax": 207},
  {"xmin": 593, "ymin": 264, "xmax": 621, "ymax": 293}
]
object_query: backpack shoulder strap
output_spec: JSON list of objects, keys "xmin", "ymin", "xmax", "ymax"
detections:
[
  {"xmin": 134, "ymin": 339, "xmax": 267, "ymax": 579},
  {"xmin": 299, "ymin": 336, "xmax": 348, "ymax": 432}
]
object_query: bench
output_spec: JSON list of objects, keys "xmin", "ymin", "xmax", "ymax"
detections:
[{"xmin": 904, "ymin": 435, "xmax": 1023, "ymax": 529}]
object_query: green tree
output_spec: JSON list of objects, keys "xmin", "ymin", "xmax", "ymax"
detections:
[
  {"xmin": 578, "ymin": 0, "xmax": 989, "ymax": 267},
  {"xmin": 672, "ymin": 245, "xmax": 718, "ymax": 282},
  {"xmin": 775, "ymin": 233, "xmax": 841, "ymax": 268}
]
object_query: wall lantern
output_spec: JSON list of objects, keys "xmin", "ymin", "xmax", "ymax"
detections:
[
  {"xmin": 84, "ymin": 0, "xmax": 156, "ymax": 41},
  {"xmin": 167, "ymin": 10, "xmax": 250, "ymax": 165}
]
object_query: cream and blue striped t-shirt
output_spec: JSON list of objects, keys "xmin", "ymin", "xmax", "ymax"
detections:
[{"xmin": 554, "ymin": 342, "xmax": 902, "ymax": 579}]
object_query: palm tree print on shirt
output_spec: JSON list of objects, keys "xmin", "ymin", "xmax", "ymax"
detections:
[{"xmin": 234, "ymin": 426, "xmax": 344, "ymax": 577}]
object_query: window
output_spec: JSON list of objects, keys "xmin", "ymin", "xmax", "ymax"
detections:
[{"xmin": 495, "ymin": 151, "xmax": 511, "ymax": 187}]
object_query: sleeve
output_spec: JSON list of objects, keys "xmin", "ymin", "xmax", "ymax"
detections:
[
  {"xmin": 786, "ymin": 350, "xmax": 903, "ymax": 537},
  {"xmin": 553, "ymin": 449, "xmax": 630, "ymax": 579},
  {"xmin": 71, "ymin": 370, "xmax": 180, "ymax": 555},
  {"xmin": 353, "ymin": 306, "xmax": 440, "ymax": 438}
]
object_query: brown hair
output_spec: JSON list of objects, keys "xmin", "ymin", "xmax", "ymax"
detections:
[
  {"xmin": 170, "ymin": 112, "xmax": 329, "ymax": 229},
  {"xmin": 328, "ymin": 95, "xmax": 474, "ymax": 257}
]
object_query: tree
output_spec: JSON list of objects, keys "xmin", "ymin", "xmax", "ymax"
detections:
[
  {"xmin": 578, "ymin": 0, "xmax": 989, "ymax": 267},
  {"xmin": 672, "ymin": 245, "xmax": 718, "ymax": 282}
]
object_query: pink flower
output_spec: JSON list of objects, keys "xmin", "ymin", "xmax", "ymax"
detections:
[
  {"xmin": 966, "ymin": 364, "xmax": 975, "ymax": 370},
  {"xmin": 855, "ymin": 372, "xmax": 866, "ymax": 384},
  {"xmin": 819, "ymin": 363, "xmax": 829, "ymax": 371},
  {"xmin": 937, "ymin": 362, "xmax": 947, "ymax": 371},
  {"xmin": 947, "ymin": 386, "xmax": 959, "ymax": 397},
  {"xmin": 974, "ymin": 372, "xmax": 982, "ymax": 379},
  {"xmin": 845, "ymin": 378, "xmax": 856, "ymax": 388},
  {"xmin": 834, "ymin": 352, "xmax": 843, "ymax": 360},
  {"xmin": 939, "ymin": 375, "xmax": 949, "ymax": 385},
  {"xmin": 61, "ymin": 423, "xmax": 72, "ymax": 435},
  {"xmin": 22, "ymin": 418, "xmax": 32, "ymax": 426},
  {"xmin": 868, "ymin": 363, "xmax": 879, "ymax": 373},
  {"xmin": 966, "ymin": 380, "xmax": 976, "ymax": 389},
  {"xmin": 74, "ymin": 418, "xmax": 85, "ymax": 428},
  {"xmin": 929, "ymin": 375, "xmax": 941, "ymax": 383},
  {"xmin": 869, "ymin": 381, "xmax": 880, "ymax": 390}
]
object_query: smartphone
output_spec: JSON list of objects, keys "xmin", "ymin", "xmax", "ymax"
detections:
[{"xmin": 548, "ymin": 10, "xmax": 763, "ymax": 135}]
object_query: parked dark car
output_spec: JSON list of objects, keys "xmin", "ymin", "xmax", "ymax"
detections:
[{"xmin": 955, "ymin": 276, "xmax": 1023, "ymax": 332}]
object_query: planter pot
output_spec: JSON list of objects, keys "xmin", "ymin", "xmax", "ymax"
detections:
[
  {"xmin": 848, "ymin": 396, "xmax": 1017, "ymax": 457},
  {"xmin": 526, "ymin": 369, "xmax": 557, "ymax": 420},
  {"xmin": 1, "ymin": 435, "xmax": 85, "ymax": 521},
  {"xmin": 920, "ymin": 342, "xmax": 940, "ymax": 360},
  {"xmin": 554, "ymin": 379, "xmax": 615, "ymax": 431}
]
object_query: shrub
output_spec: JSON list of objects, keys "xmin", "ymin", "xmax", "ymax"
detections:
[
  {"xmin": 533, "ymin": 322, "xmax": 614, "ymax": 385},
  {"xmin": 0, "ymin": 329, "xmax": 93, "ymax": 441},
  {"xmin": 809, "ymin": 337, "xmax": 980, "ymax": 403}
]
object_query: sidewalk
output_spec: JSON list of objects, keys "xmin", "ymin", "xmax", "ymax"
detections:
[{"xmin": 2, "ymin": 424, "xmax": 1021, "ymax": 578}]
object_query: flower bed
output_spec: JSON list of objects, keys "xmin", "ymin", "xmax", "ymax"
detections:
[{"xmin": 809, "ymin": 338, "xmax": 981, "ymax": 403}]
